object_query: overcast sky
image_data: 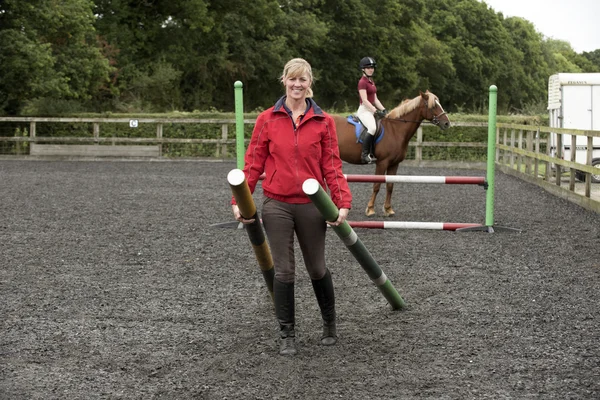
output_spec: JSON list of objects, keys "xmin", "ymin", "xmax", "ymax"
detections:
[{"xmin": 479, "ymin": 0, "xmax": 600, "ymax": 53}]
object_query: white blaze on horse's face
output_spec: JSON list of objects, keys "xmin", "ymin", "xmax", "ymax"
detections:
[
  {"xmin": 434, "ymin": 99, "xmax": 451, "ymax": 130},
  {"xmin": 435, "ymin": 100, "xmax": 444, "ymax": 114},
  {"xmin": 285, "ymin": 74, "xmax": 311, "ymax": 101}
]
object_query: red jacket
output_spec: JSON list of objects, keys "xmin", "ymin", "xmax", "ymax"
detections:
[{"xmin": 233, "ymin": 96, "xmax": 352, "ymax": 209}]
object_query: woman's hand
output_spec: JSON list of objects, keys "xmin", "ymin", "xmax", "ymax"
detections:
[
  {"xmin": 327, "ymin": 208, "xmax": 349, "ymax": 227},
  {"xmin": 375, "ymin": 109, "xmax": 387, "ymax": 119},
  {"xmin": 232, "ymin": 204, "xmax": 255, "ymax": 224}
]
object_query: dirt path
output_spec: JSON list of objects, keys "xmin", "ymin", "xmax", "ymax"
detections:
[{"xmin": 1, "ymin": 160, "xmax": 599, "ymax": 399}]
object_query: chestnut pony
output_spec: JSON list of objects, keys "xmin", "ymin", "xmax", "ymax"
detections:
[{"xmin": 333, "ymin": 90, "xmax": 450, "ymax": 216}]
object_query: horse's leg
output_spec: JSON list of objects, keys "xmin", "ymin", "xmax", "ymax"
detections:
[
  {"xmin": 366, "ymin": 182, "xmax": 380, "ymax": 217},
  {"xmin": 383, "ymin": 164, "xmax": 400, "ymax": 217},
  {"xmin": 366, "ymin": 162, "xmax": 388, "ymax": 216}
]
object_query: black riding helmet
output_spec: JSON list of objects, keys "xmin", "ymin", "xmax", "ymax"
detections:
[{"xmin": 359, "ymin": 57, "xmax": 377, "ymax": 69}]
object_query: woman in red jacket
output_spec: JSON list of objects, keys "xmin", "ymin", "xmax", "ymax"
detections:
[{"xmin": 232, "ymin": 58, "xmax": 352, "ymax": 356}]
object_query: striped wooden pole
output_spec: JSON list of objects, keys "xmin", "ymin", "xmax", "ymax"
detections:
[
  {"xmin": 213, "ymin": 220, "xmax": 482, "ymax": 231},
  {"xmin": 227, "ymin": 169, "xmax": 274, "ymax": 298},
  {"xmin": 259, "ymin": 173, "xmax": 486, "ymax": 186},
  {"xmin": 344, "ymin": 174, "xmax": 486, "ymax": 185},
  {"xmin": 348, "ymin": 221, "xmax": 483, "ymax": 230},
  {"xmin": 302, "ymin": 178, "xmax": 405, "ymax": 310}
]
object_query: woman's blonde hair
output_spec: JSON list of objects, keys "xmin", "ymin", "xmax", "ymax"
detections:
[{"xmin": 280, "ymin": 58, "xmax": 313, "ymax": 98}]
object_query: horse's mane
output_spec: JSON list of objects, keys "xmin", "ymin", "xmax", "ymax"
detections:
[{"xmin": 388, "ymin": 90, "xmax": 436, "ymax": 119}]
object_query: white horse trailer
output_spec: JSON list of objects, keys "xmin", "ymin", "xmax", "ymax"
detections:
[{"xmin": 548, "ymin": 73, "xmax": 600, "ymax": 182}]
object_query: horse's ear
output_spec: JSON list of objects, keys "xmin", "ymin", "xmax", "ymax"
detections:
[{"xmin": 420, "ymin": 91, "xmax": 429, "ymax": 100}]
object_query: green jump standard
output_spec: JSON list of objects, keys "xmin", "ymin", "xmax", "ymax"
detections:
[{"xmin": 302, "ymin": 178, "xmax": 405, "ymax": 310}]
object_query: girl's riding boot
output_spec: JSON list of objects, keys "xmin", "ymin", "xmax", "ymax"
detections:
[
  {"xmin": 361, "ymin": 134, "xmax": 376, "ymax": 164},
  {"xmin": 273, "ymin": 278, "xmax": 296, "ymax": 355},
  {"xmin": 311, "ymin": 269, "xmax": 337, "ymax": 346}
]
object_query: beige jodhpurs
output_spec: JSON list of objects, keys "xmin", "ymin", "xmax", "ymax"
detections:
[{"xmin": 356, "ymin": 105, "xmax": 376, "ymax": 135}]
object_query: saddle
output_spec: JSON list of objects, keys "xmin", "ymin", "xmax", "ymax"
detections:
[{"xmin": 346, "ymin": 115, "xmax": 384, "ymax": 145}]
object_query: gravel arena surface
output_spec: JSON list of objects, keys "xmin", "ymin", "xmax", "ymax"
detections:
[{"xmin": 1, "ymin": 159, "xmax": 599, "ymax": 399}]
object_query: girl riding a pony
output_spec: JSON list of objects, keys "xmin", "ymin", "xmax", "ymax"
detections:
[{"xmin": 356, "ymin": 56, "xmax": 387, "ymax": 164}]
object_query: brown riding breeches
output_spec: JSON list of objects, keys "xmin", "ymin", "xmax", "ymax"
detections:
[{"xmin": 261, "ymin": 197, "xmax": 327, "ymax": 284}]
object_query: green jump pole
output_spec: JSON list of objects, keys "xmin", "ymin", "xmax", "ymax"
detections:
[
  {"xmin": 302, "ymin": 179, "xmax": 405, "ymax": 310},
  {"xmin": 459, "ymin": 85, "xmax": 520, "ymax": 233},
  {"xmin": 486, "ymin": 85, "xmax": 498, "ymax": 228},
  {"xmin": 228, "ymin": 169, "xmax": 274, "ymax": 298},
  {"xmin": 234, "ymin": 81, "xmax": 245, "ymax": 170}
]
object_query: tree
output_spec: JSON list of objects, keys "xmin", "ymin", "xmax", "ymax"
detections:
[
  {"xmin": 0, "ymin": 0, "xmax": 112, "ymax": 115},
  {"xmin": 501, "ymin": 17, "xmax": 551, "ymax": 112},
  {"xmin": 582, "ymin": 49, "xmax": 600, "ymax": 71},
  {"xmin": 543, "ymin": 39, "xmax": 585, "ymax": 74}
]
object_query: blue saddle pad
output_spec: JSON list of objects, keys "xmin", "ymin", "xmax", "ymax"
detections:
[{"xmin": 346, "ymin": 116, "xmax": 384, "ymax": 144}]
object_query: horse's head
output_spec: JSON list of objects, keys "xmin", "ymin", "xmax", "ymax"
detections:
[{"xmin": 420, "ymin": 91, "xmax": 450, "ymax": 130}]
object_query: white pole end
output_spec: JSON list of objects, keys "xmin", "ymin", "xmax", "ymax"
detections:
[
  {"xmin": 227, "ymin": 169, "xmax": 246, "ymax": 186},
  {"xmin": 302, "ymin": 178, "xmax": 320, "ymax": 195}
]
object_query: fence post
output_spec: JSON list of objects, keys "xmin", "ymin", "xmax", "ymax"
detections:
[
  {"xmin": 415, "ymin": 127, "xmax": 423, "ymax": 162},
  {"xmin": 517, "ymin": 129, "xmax": 523, "ymax": 172},
  {"xmin": 93, "ymin": 123, "xmax": 100, "ymax": 143},
  {"xmin": 556, "ymin": 133, "xmax": 563, "ymax": 185},
  {"xmin": 569, "ymin": 135, "xmax": 577, "ymax": 190},
  {"xmin": 234, "ymin": 81, "xmax": 245, "ymax": 169},
  {"xmin": 156, "ymin": 123, "xmax": 163, "ymax": 155},
  {"xmin": 545, "ymin": 129, "xmax": 552, "ymax": 182},
  {"xmin": 221, "ymin": 124, "xmax": 228, "ymax": 158},
  {"xmin": 526, "ymin": 130, "xmax": 533, "ymax": 174},
  {"xmin": 502, "ymin": 128, "xmax": 507, "ymax": 165},
  {"xmin": 534, "ymin": 128, "xmax": 540, "ymax": 177}
]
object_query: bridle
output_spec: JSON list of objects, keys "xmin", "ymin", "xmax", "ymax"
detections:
[
  {"xmin": 429, "ymin": 99, "xmax": 448, "ymax": 126},
  {"xmin": 385, "ymin": 98, "xmax": 448, "ymax": 126}
]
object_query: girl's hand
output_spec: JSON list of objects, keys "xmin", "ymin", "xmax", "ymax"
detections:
[
  {"xmin": 327, "ymin": 208, "xmax": 349, "ymax": 226},
  {"xmin": 232, "ymin": 204, "xmax": 255, "ymax": 224}
]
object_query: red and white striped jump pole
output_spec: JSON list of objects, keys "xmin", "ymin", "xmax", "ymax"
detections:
[
  {"xmin": 347, "ymin": 221, "xmax": 483, "ymax": 231},
  {"xmin": 344, "ymin": 174, "xmax": 485, "ymax": 185},
  {"xmin": 251, "ymin": 174, "xmax": 487, "ymax": 231},
  {"xmin": 213, "ymin": 220, "xmax": 483, "ymax": 231},
  {"xmin": 258, "ymin": 173, "xmax": 485, "ymax": 186}
]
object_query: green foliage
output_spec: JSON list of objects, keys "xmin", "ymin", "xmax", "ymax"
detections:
[
  {"xmin": 2, "ymin": 0, "xmax": 599, "ymax": 116},
  {"xmin": 21, "ymin": 98, "xmax": 87, "ymax": 116},
  {"xmin": 0, "ymin": 0, "xmax": 112, "ymax": 115},
  {"xmin": 582, "ymin": 49, "xmax": 600, "ymax": 71},
  {"xmin": 117, "ymin": 61, "xmax": 183, "ymax": 112}
]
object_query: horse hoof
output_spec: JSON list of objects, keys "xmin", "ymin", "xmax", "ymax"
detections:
[
  {"xmin": 383, "ymin": 208, "xmax": 395, "ymax": 217},
  {"xmin": 365, "ymin": 208, "xmax": 375, "ymax": 217}
]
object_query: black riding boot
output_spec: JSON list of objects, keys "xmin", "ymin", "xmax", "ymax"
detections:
[
  {"xmin": 360, "ymin": 133, "xmax": 376, "ymax": 164},
  {"xmin": 273, "ymin": 278, "xmax": 296, "ymax": 355},
  {"xmin": 311, "ymin": 269, "xmax": 337, "ymax": 346}
]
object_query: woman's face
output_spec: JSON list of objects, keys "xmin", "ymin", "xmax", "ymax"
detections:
[{"xmin": 285, "ymin": 72, "xmax": 311, "ymax": 101}]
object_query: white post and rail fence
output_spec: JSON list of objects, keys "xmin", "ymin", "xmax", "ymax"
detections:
[{"xmin": 0, "ymin": 89, "xmax": 599, "ymax": 213}]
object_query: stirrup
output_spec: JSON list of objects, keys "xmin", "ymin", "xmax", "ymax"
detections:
[{"xmin": 361, "ymin": 153, "xmax": 376, "ymax": 164}]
